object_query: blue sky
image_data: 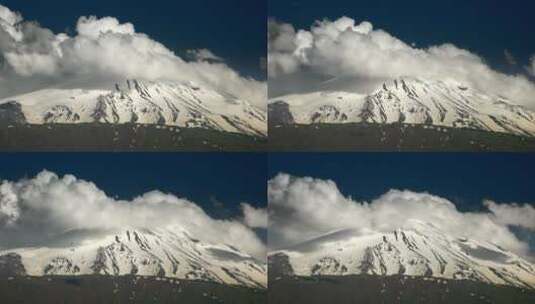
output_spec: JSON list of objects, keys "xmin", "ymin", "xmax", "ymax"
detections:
[
  {"xmin": 0, "ymin": 153, "xmax": 267, "ymax": 219},
  {"xmin": 1, "ymin": 0, "xmax": 266, "ymax": 79},
  {"xmin": 270, "ymin": 0, "xmax": 535, "ymax": 74}
]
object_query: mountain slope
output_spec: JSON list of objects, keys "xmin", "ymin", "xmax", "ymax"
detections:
[
  {"xmin": 269, "ymin": 220, "xmax": 535, "ymax": 290},
  {"xmin": 0, "ymin": 80, "xmax": 267, "ymax": 137},
  {"xmin": 0, "ymin": 226, "xmax": 266, "ymax": 288},
  {"xmin": 0, "ymin": 275, "xmax": 268, "ymax": 304},
  {"xmin": 269, "ymin": 274, "xmax": 535, "ymax": 304},
  {"xmin": 269, "ymin": 77, "xmax": 535, "ymax": 137}
]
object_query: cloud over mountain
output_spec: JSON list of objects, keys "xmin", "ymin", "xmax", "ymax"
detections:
[
  {"xmin": 0, "ymin": 4, "xmax": 266, "ymax": 108},
  {"xmin": 241, "ymin": 203, "xmax": 268, "ymax": 228},
  {"xmin": 268, "ymin": 17, "xmax": 535, "ymax": 108},
  {"xmin": 268, "ymin": 173, "xmax": 534, "ymax": 259},
  {"xmin": 485, "ymin": 200, "xmax": 535, "ymax": 230},
  {"xmin": 0, "ymin": 171, "xmax": 266, "ymax": 260}
]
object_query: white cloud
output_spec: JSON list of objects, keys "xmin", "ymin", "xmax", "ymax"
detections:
[
  {"xmin": 0, "ymin": 171, "xmax": 266, "ymax": 260},
  {"xmin": 241, "ymin": 203, "xmax": 267, "ymax": 228},
  {"xmin": 268, "ymin": 173, "xmax": 533, "ymax": 259},
  {"xmin": 0, "ymin": 5, "xmax": 22, "ymax": 40},
  {"xmin": 0, "ymin": 5, "xmax": 266, "ymax": 108},
  {"xmin": 268, "ymin": 17, "xmax": 535, "ymax": 108},
  {"xmin": 485, "ymin": 200, "xmax": 535, "ymax": 229},
  {"xmin": 76, "ymin": 16, "xmax": 135, "ymax": 38}
]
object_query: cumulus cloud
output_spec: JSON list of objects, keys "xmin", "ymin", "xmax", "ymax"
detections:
[
  {"xmin": 0, "ymin": 5, "xmax": 266, "ymax": 108},
  {"xmin": 268, "ymin": 173, "xmax": 534, "ymax": 259},
  {"xmin": 0, "ymin": 171, "xmax": 266, "ymax": 260},
  {"xmin": 268, "ymin": 17, "xmax": 535, "ymax": 108},
  {"xmin": 241, "ymin": 203, "xmax": 268, "ymax": 228}
]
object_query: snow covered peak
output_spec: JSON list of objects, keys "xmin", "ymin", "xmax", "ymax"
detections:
[
  {"xmin": 0, "ymin": 227, "xmax": 267, "ymax": 288},
  {"xmin": 269, "ymin": 223, "xmax": 535, "ymax": 289},
  {"xmin": 0, "ymin": 80, "xmax": 267, "ymax": 137},
  {"xmin": 113, "ymin": 79, "xmax": 206, "ymax": 98},
  {"xmin": 270, "ymin": 77, "xmax": 535, "ymax": 137}
]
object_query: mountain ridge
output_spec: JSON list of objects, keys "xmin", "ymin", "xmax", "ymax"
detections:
[
  {"xmin": 269, "ymin": 77, "xmax": 535, "ymax": 137},
  {"xmin": 268, "ymin": 220, "xmax": 535, "ymax": 290},
  {"xmin": 0, "ymin": 79, "xmax": 267, "ymax": 137},
  {"xmin": 0, "ymin": 226, "xmax": 267, "ymax": 289}
]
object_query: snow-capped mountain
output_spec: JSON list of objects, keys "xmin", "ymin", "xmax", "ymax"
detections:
[
  {"xmin": 269, "ymin": 77, "xmax": 535, "ymax": 137},
  {"xmin": 269, "ymin": 220, "xmax": 535, "ymax": 290},
  {"xmin": 0, "ymin": 80, "xmax": 267, "ymax": 137},
  {"xmin": 0, "ymin": 226, "xmax": 267, "ymax": 288}
]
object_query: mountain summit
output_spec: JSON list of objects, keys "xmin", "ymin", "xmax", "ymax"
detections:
[
  {"xmin": 269, "ymin": 220, "xmax": 535, "ymax": 290},
  {"xmin": 269, "ymin": 77, "xmax": 535, "ymax": 137},
  {"xmin": 0, "ymin": 226, "xmax": 267, "ymax": 288},
  {"xmin": 0, "ymin": 80, "xmax": 267, "ymax": 137}
]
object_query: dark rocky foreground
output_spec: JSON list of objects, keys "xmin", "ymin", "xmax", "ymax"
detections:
[
  {"xmin": 0, "ymin": 275, "xmax": 266, "ymax": 304},
  {"xmin": 269, "ymin": 275, "xmax": 535, "ymax": 304},
  {"xmin": 268, "ymin": 123, "xmax": 535, "ymax": 151},
  {"xmin": 0, "ymin": 123, "xmax": 266, "ymax": 151}
]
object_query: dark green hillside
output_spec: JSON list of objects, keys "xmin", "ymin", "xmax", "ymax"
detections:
[
  {"xmin": 0, "ymin": 124, "xmax": 266, "ymax": 151},
  {"xmin": 269, "ymin": 274, "xmax": 535, "ymax": 304},
  {"xmin": 0, "ymin": 275, "xmax": 266, "ymax": 304},
  {"xmin": 268, "ymin": 123, "xmax": 535, "ymax": 151}
]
